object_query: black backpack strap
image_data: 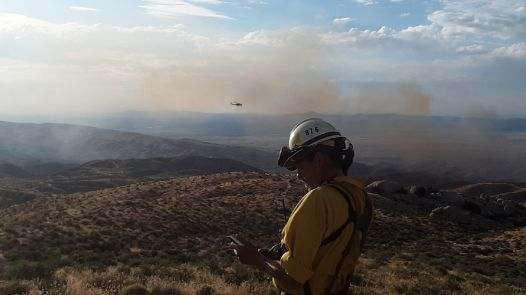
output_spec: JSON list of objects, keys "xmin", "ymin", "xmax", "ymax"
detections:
[
  {"xmin": 303, "ymin": 282, "xmax": 312, "ymax": 295},
  {"xmin": 320, "ymin": 184, "xmax": 356, "ymax": 247},
  {"xmin": 304, "ymin": 181, "xmax": 373, "ymax": 294},
  {"xmin": 357, "ymin": 190, "xmax": 373, "ymax": 250},
  {"xmin": 323, "ymin": 182, "xmax": 372, "ymax": 294}
]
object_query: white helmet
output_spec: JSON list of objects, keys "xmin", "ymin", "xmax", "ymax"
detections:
[
  {"xmin": 288, "ymin": 118, "xmax": 343, "ymax": 150},
  {"xmin": 278, "ymin": 118, "xmax": 354, "ymax": 172}
]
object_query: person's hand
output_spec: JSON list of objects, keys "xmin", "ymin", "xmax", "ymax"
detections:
[
  {"xmin": 232, "ymin": 244, "xmax": 264, "ymax": 266},
  {"xmin": 226, "ymin": 237, "xmax": 264, "ymax": 267},
  {"xmin": 258, "ymin": 243, "xmax": 286, "ymax": 260}
]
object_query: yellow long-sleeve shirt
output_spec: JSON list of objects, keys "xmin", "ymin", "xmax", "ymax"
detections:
[{"xmin": 275, "ymin": 176, "xmax": 368, "ymax": 295}]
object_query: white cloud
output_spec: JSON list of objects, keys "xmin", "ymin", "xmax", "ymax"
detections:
[
  {"xmin": 398, "ymin": 24, "xmax": 443, "ymax": 43},
  {"xmin": 140, "ymin": 0, "xmax": 233, "ymax": 19},
  {"xmin": 323, "ymin": 26, "xmax": 398, "ymax": 47},
  {"xmin": 232, "ymin": 27, "xmax": 324, "ymax": 50},
  {"xmin": 0, "ymin": 9, "xmax": 525, "ymax": 116},
  {"xmin": 247, "ymin": 0, "xmax": 268, "ymax": 4},
  {"xmin": 333, "ymin": 17, "xmax": 353, "ymax": 26},
  {"xmin": 456, "ymin": 44, "xmax": 487, "ymax": 55},
  {"xmin": 0, "ymin": 13, "xmax": 218, "ymax": 114},
  {"xmin": 69, "ymin": 6, "xmax": 99, "ymax": 12},
  {"xmin": 427, "ymin": 0, "xmax": 526, "ymax": 39},
  {"xmin": 0, "ymin": 13, "xmax": 208, "ymax": 68},
  {"xmin": 491, "ymin": 42, "xmax": 526, "ymax": 59},
  {"xmin": 0, "ymin": 12, "xmax": 99, "ymax": 37},
  {"xmin": 354, "ymin": 0, "xmax": 375, "ymax": 6},
  {"xmin": 190, "ymin": 0, "xmax": 224, "ymax": 3}
]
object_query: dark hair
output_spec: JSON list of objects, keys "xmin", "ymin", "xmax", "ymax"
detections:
[{"xmin": 316, "ymin": 138, "xmax": 354, "ymax": 175}]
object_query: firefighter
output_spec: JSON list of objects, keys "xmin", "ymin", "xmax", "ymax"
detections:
[{"xmin": 231, "ymin": 118, "xmax": 372, "ymax": 295}]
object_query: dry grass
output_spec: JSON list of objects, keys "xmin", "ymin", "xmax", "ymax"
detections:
[
  {"xmin": 1, "ymin": 172, "xmax": 525, "ymax": 294},
  {"xmin": 1, "ymin": 264, "xmax": 276, "ymax": 295}
]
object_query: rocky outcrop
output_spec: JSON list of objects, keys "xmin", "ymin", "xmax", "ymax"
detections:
[{"xmin": 369, "ymin": 179, "xmax": 525, "ymax": 227}]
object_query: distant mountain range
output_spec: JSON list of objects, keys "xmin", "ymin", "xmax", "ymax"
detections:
[
  {"xmin": 61, "ymin": 111, "xmax": 525, "ymax": 183},
  {"xmin": 1, "ymin": 112, "xmax": 526, "ymax": 183},
  {"xmin": 0, "ymin": 121, "xmax": 276, "ymax": 171},
  {"xmin": 7, "ymin": 111, "xmax": 526, "ymax": 137}
]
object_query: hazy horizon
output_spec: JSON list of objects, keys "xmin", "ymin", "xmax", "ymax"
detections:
[{"xmin": 2, "ymin": 109, "xmax": 526, "ymax": 125}]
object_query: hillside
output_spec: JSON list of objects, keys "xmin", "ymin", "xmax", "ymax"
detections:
[
  {"xmin": 0, "ymin": 156, "xmax": 261, "ymax": 204},
  {"xmin": 0, "ymin": 121, "xmax": 275, "ymax": 171},
  {"xmin": 0, "ymin": 188, "xmax": 43, "ymax": 209},
  {"xmin": 4, "ymin": 114, "xmax": 526, "ymax": 184},
  {"xmin": 0, "ymin": 163, "xmax": 30, "ymax": 178},
  {"xmin": 62, "ymin": 156, "xmax": 261, "ymax": 178},
  {"xmin": 45, "ymin": 156, "xmax": 262, "ymax": 194},
  {"xmin": 0, "ymin": 172, "xmax": 524, "ymax": 294},
  {"xmin": 0, "ymin": 158, "xmax": 473, "ymax": 210},
  {"xmin": 44, "ymin": 111, "xmax": 526, "ymax": 184}
]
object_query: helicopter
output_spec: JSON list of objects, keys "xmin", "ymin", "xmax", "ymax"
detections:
[{"xmin": 230, "ymin": 101, "xmax": 243, "ymax": 107}]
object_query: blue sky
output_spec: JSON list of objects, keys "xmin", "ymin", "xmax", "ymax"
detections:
[
  {"xmin": 0, "ymin": 0, "xmax": 525, "ymax": 116},
  {"xmin": 0, "ymin": 0, "xmax": 437, "ymax": 34}
]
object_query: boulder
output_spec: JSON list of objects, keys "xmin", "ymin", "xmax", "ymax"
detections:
[{"xmin": 366, "ymin": 180, "xmax": 403, "ymax": 195}]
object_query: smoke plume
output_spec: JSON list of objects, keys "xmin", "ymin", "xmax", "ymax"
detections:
[
  {"xmin": 351, "ymin": 83, "xmax": 431, "ymax": 116},
  {"xmin": 141, "ymin": 28, "xmax": 352, "ymax": 114}
]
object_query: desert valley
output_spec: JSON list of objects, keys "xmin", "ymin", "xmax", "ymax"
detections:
[{"xmin": 0, "ymin": 113, "xmax": 525, "ymax": 294}]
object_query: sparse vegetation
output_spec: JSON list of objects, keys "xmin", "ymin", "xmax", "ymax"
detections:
[{"xmin": 0, "ymin": 172, "xmax": 525, "ymax": 294}]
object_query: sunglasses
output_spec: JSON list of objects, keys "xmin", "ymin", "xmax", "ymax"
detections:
[{"xmin": 278, "ymin": 146, "xmax": 316, "ymax": 171}]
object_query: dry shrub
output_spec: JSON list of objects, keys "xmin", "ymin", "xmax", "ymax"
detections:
[
  {"xmin": 0, "ymin": 279, "xmax": 48, "ymax": 295},
  {"xmin": 121, "ymin": 284, "xmax": 149, "ymax": 295},
  {"xmin": 46, "ymin": 264, "xmax": 274, "ymax": 295},
  {"xmin": 0, "ymin": 281, "xmax": 29, "ymax": 294}
]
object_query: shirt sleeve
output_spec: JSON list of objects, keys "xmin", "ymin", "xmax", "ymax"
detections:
[{"xmin": 280, "ymin": 189, "xmax": 327, "ymax": 284}]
